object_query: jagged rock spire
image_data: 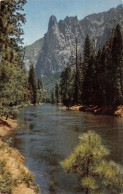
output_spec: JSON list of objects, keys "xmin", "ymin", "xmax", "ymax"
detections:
[{"xmin": 48, "ymin": 15, "xmax": 57, "ymax": 29}]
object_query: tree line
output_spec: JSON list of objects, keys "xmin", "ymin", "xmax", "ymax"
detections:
[
  {"xmin": 0, "ymin": 0, "xmax": 44, "ymax": 119},
  {"xmin": 28, "ymin": 64, "xmax": 44, "ymax": 104},
  {"xmin": 58, "ymin": 24, "xmax": 123, "ymax": 107}
]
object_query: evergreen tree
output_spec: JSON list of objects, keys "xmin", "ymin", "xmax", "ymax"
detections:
[
  {"xmin": 77, "ymin": 55, "xmax": 83, "ymax": 104},
  {"xmin": 50, "ymin": 90, "xmax": 55, "ymax": 104},
  {"xmin": 73, "ymin": 69, "xmax": 80, "ymax": 105},
  {"xmin": 37, "ymin": 78, "xmax": 43, "ymax": 90},
  {"xmin": 0, "ymin": 0, "xmax": 27, "ymax": 118},
  {"xmin": 36, "ymin": 78, "xmax": 43, "ymax": 103},
  {"xmin": 73, "ymin": 38, "xmax": 79, "ymax": 105},
  {"xmin": 83, "ymin": 35, "xmax": 92, "ymax": 64},
  {"xmin": 59, "ymin": 26, "xmax": 122, "ymax": 107},
  {"xmin": 61, "ymin": 131, "xmax": 123, "ymax": 193},
  {"xmin": 93, "ymin": 49, "xmax": 106, "ymax": 106},
  {"xmin": 55, "ymin": 83, "xmax": 59, "ymax": 104},
  {"xmin": 60, "ymin": 65, "xmax": 73, "ymax": 106},
  {"xmin": 99, "ymin": 24, "xmax": 123, "ymax": 106},
  {"xmin": 28, "ymin": 64, "xmax": 37, "ymax": 104},
  {"xmin": 82, "ymin": 35, "xmax": 93, "ymax": 105},
  {"xmin": 111, "ymin": 24, "xmax": 123, "ymax": 105},
  {"xmin": 0, "ymin": 0, "xmax": 26, "ymax": 46}
]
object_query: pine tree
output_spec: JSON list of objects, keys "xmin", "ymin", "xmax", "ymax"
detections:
[
  {"xmin": 28, "ymin": 64, "xmax": 37, "ymax": 104},
  {"xmin": 93, "ymin": 48, "xmax": 107, "ymax": 106},
  {"xmin": 111, "ymin": 24, "xmax": 123, "ymax": 105},
  {"xmin": 37, "ymin": 78, "xmax": 43, "ymax": 90},
  {"xmin": 73, "ymin": 38, "xmax": 79, "ymax": 105},
  {"xmin": 55, "ymin": 83, "xmax": 59, "ymax": 104},
  {"xmin": 37, "ymin": 78, "xmax": 43, "ymax": 103},
  {"xmin": 50, "ymin": 90, "xmax": 55, "ymax": 104},
  {"xmin": 0, "ymin": 0, "xmax": 27, "ymax": 118},
  {"xmin": 82, "ymin": 35, "xmax": 93, "ymax": 105},
  {"xmin": 83, "ymin": 35, "xmax": 92, "ymax": 64},
  {"xmin": 61, "ymin": 131, "xmax": 123, "ymax": 193},
  {"xmin": 59, "ymin": 26, "xmax": 122, "ymax": 108},
  {"xmin": 60, "ymin": 65, "xmax": 73, "ymax": 106},
  {"xmin": 0, "ymin": 0, "xmax": 26, "ymax": 46},
  {"xmin": 99, "ymin": 25, "xmax": 123, "ymax": 106}
]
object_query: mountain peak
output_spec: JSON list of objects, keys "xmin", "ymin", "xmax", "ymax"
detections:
[
  {"xmin": 25, "ymin": 6, "xmax": 123, "ymax": 77},
  {"xmin": 48, "ymin": 15, "xmax": 57, "ymax": 29}
]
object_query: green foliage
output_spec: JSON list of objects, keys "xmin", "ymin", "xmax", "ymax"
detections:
[
  {"xmin": 37, "ymin": 78, "xmax": 43, "ymax": 90},
  {"xmin": 42, "ymin": 72, "xmax": 61, "ymax": 92},
  {"xmin": 15, "ymin": 170, "xmax": 34, "ymax": 187},
  {"xmin": 95, "ymin": 160, "xmax": 123, "ymax": 193},
  {"xmin": 110, "ymin": 24, "xmax": 123, "ymax": 105},
  {"xmin": 0, "ymin": 159, "xmax": 6, "ymax": 174},
  {"xmin": 60, "ymin": 25, "xmax": 123, "ymax": 107},
  {"xmin": 15, "ymin": 170, "xmax": 40, "ymax": 193},
  {"xmin": 83, "ymin": 35, "xmax": 92, "ymax": 64},
  {"xmin": 0, "ymin": 159, "xmax": 13, "ymax": 193},
  {"xmin": 28, "ymin": 65, "xmax": 44, "ymax": 104},
  {"xmin": 0, "ymin": 142, "xmax": 40, "ymax": 193},
  {"xmin": 37, "ymin": 78, "xmax": 44, "ymax": 103},
  {"xmin": 0, "ymin": 172, "xmax": 13, "ymax": 193},
  {"xmin": 55, "ymin": 82, "xmax": 60, "ymax": 104},
  {"xmin": 0, "ymin": 64, "xmax": 28, "ymax": 116},
  {"xmin": 60, "ymin": 64, "xmax": 74, "ymax": 106},
  {"xmin": 50, "ymin": 90, "xmax": 55, "ymax": 104},
  {"xmin": 0, "ymin": 0, "xmax": 29, "ymax": 118},
  {"xmin": 0, "ymin": 141, "xmax": 8, "ymax": 150},
  {"xmin": 81, "ymin": 176, "xmax": 98, "ymax": 191},
  {"xmin": 0, "ymin": 0, "xmax": 26, "ymax": 46},
  {"xmin": 34, "ymin": 184, "xmax": 40, "ymax": 193},
  {"xmin": 81, "ymin": 35, "xmax": 97, "ymax": 105},
  {"xmin": 28, "ymin": 64, "xmax": 38, "ymax": 104},
  {"xmin": 61, "ymin": 131, "xmax": 123, "ymax": 193}
]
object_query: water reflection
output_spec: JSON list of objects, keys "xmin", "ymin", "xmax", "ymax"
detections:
[{"xmin": 13, "ymin": 104, "xmax": 123, "ymax": 194}]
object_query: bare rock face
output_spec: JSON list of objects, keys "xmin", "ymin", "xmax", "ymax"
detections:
[
  {"xmin": 35, "ymin": 15, "xmax": 83, "ymax": 76},
  {"xmin": 24, "ymin": 38, "xmax": 44, "ymax": 71},
  {"xmin": 24, "ymin": 5, "xmax": 123, "ymax": 76}
]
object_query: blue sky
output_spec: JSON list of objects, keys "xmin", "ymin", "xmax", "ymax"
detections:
[{"xmin": 23, "ymin": 0, "xmax": 122, "ymax": 45}]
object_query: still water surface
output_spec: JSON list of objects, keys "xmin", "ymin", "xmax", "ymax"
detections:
[{"xmin": 13, "ymin": 104, "xmax": 123, "ymax": 194}]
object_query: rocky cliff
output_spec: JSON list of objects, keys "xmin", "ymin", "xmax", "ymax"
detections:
[
  {"xmin": 24, "ymin": 5, "xmax": 123, "ymax": 76},
  {"xmin": 24, "ymin": 38, "xmax": 44, "ymax": 71}
]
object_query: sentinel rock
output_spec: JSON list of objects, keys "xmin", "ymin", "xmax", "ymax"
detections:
[
  {"xmin": 35, "ymin": 15, "xmax": 83, "ymax": 76},
  {"xmin": 24, "ymin": 5, "xmax": 123, "ymax": 76}
]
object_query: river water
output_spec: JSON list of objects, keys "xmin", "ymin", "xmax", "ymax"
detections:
[{"xmin": 13, "ymin": 104, "xmax": 123, "ymax": 194}]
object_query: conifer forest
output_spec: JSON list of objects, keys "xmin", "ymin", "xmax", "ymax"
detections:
[
  {"xmin": 59, "ymin": 27, "xmax": 123, "ymax": 107},
  {"xmin": 0, "ymin": 0, "xmax": 44, "ymax": 119}
]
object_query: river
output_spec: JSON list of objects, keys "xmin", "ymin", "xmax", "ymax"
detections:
[{"xmin": 13, "ymin": 104, "xmax": 123, "ymax": 194}]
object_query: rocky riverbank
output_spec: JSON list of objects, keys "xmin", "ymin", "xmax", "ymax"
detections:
[
  {"xmin": 0, "ymin": 117, "xmax": 18, "ymax": 138},
  {"xmin": 61, "ymin": 105, "xmax": 123, "ymax": 117},
  {"xmin": 0, "ymin": 117, "xmax": 40, "ymax": 194}
]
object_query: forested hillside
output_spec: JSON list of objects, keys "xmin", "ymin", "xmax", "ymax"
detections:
[
  {"xmin": 59, "ymin": 25, "xmax": 123, "ymax": 107},
  {"xmin": 0, "ymin": 0, "xmax": 44, "ymax": 119}
]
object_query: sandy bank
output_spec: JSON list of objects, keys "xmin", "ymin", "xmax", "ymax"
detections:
[
  {"xmin": 0, "ymin": 117, "xmax": 18, "ymax": 137},
  {"xmin": 0, "ymin": 118, "xmax": 40, "ymax": 194},
  {"xmin": 0, "ymin": 141, "xmax": 40, "ymax": 194}
]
